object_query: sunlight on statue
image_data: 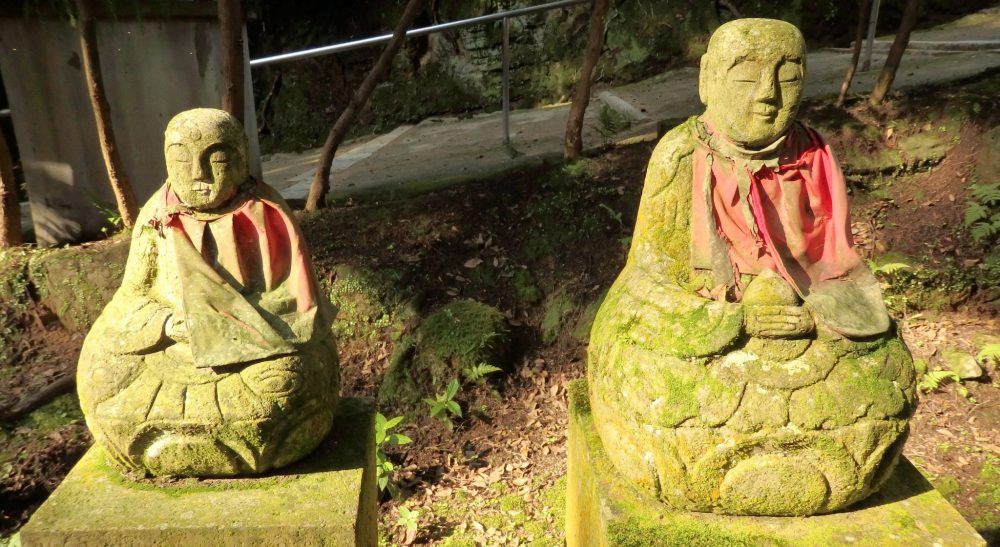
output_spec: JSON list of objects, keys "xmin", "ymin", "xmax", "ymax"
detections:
[
  {"xmin": 77, "ymin": 108, "xmax": 339, "ymax": 478},
  {"xmin": 587, "ymin": 19, "xmax": 915, "ymax": 516}
]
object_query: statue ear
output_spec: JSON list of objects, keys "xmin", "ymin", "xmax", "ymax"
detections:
[{"xmin": 698, "ymin": 55, "xmax": 710, "ymax": 106}]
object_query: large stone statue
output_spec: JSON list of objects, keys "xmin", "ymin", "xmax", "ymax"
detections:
[
  {"xmin": 588, "ymin": 19, "xmax": 916, "ymax": 516},
  {"xmin": 77, "ymin": 108, "xmax": 339, "ymax": 477}
]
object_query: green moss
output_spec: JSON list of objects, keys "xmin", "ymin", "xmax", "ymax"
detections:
[
  {"xmin": 18, "ymin": 393, "xmax": 84, "ymax": 433},
  {"xmin": 378, "ymin": 299, "xmax": 510, "ymax": 416},
  {"xmin": 541, "ymin": 287, "xmax": 577, "ymax": 344},
  {"xmin": 497, "ymin": 494, "xmax": 525, "ymax": 512},
  {"xmin": 567, "ymin": 379, "xmax": 590, "ymax": 414},
  {"xmin": 510, "ymin": 268, "xmax": 542, "ymax": 306},
  {"xmin": 327, "ymin": 264, "xmax": 409, "ymax": 343},
  {"xmin": 932, "ymin": 474, "xmax": 962, "ymax": 502},
  {"xmin": 572, "ymin": 291, "xmax": 606, "ymax": 342},
  {"xmin": 607, "ymin": 515, "xmax": 783, "ymax": 547},
  {"xmin": 0, "ymin": 247, "xmax": 33, "ymax": 364},
  {"xmin": 976, "ymin": 458, "xmax": 1000, "ymax": 507}
]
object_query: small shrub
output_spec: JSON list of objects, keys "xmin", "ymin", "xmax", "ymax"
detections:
[
  {"xmin": 462, "ymin": 362, "xmax": 502, "ymax": 383},
  {"xmin": 424, "ymin": 379, "xmax": 462, "ymax": 430},
  {"xmin": 965, "ymin": 182, "xmax": 1000, "ymax": 243},
  {"xmin": 375, "ymin": 412, "xmax": 412, "ymax": 495}
]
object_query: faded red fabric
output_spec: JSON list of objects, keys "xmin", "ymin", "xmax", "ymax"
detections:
[
  {"xmin": 691, "ymin": 125, "xmax": 861, "ymax": 297},
  {"xmin": 162, "ymin": 185, "xmax": 316, "ymax": 313}
]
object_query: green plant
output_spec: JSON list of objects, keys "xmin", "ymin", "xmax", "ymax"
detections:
[
  {"xmin": 90, "ymin": 197, "xmax": 123, "ymax": 237},
  {"xmin": 424, "ymin": 379, "xmax": 462, "ymax": 430},
  {"xmin": 918, "ymin": 368, "xmax": 967, "ymax": 397},
  {"xmin": 598, "ymin": 203, "xmax": 624, "ymax": 228},
  {"xmin": 375, "ymin": 412, "xmax": 412, "ymax": 495},
  {"xmin": 978, "ymin": 343, "xmax": 1000, "ymax": 365},
  {"xmin": 869, "ymin": 260, "xmax": 911, "ymax": 276},
  {"xmin": 462, "ymin": 362, "xmax": 502, "ymax": 383},
  {"xmin": 397, "ymin": 506, "xmax": 419, "ymax": 534},
  {"xmin": 965, "ymin": 182, "xmax": 1000, "ymax": 243},
  {"xmin": 594, "ymin": 103, "xmax": 636, "ymax": 141}
]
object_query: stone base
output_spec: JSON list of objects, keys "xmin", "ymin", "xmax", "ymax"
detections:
[
  {"xmin": 565, "ymin": 379, "xmax": 985, "ymax": 547},
  {"xmin": 21, "ymin": 398, "xmax": 377, "ymax": 547}
]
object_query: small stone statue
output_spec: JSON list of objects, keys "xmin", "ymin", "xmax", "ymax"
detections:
[
  {"xmin": 77, "ymin": 109, "xmax": 339, "ymax": 477},
  {"xmin": 588, "ymin": 19, "xmax": 915, "ymax": 516}
]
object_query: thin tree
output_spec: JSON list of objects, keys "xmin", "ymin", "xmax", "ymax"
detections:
[
  {"xmin": 75, "ymin": 0, "xmax": 138, "ymax": 228},
  {"xmin": 305, "ymin": 0, "xmax": 425, "ymax": 211},
  {"xmin": 219, "ymin": 0, "xmax": 245, "ymax": 124},
  {"xmin": 836, "ymin": 0, "xmax": 872, "ymax": 107},
  {"xmin": 564, "ymin": 0, "xmax": 611, "ymax": 161},
  {"xmin": 869, "ymin": 0, "xmax": 920, "ymax": 106},
  {"xmin": 0, "ymin": 130, "xmax": 21, "ymax": 247}
]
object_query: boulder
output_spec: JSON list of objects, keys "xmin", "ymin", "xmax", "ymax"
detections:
[
  {"xmin": 29, "ymin": 236, "xmax": 128, "ymax": 331},
  {"xmin": 942, "ymin": 349, "xmax": 984, "ymax": 380},
  {"xmin": 378, "ymin": 299, "xmax": 511, "ymax": 416}
]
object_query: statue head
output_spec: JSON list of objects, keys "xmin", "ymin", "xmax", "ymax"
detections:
[
  {"xmin": 164, "ymin": 108, "xmax": 249, "ymax": 210},
  {"xmin": 699, "ymin": 19, "xmax": 807, "ymax": 148}
]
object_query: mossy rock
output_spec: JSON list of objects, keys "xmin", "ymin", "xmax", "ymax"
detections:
[
  {"xmin": 975, "ymin": 125, "xmax": 1000, "ymax": 183},
  {"xmin": 0, "ymin": 247, "xmax": 34, "ymax": 363},
  {"xmin": 378, "ymin": 299, "xmax": 511, "ymax": 416},
  {"xmin": 327, "ymin": 264, "xmax": 410, "ymax": 343},
  {"xmin": 541, "ymin": 286, "xmax": 578, "ymax": 345},
  {"xmin": 511, "ymin": 268, "xmax": 542, "ymax": 307},
  {"xmin": 28, "ymin": 236, "xmax": 129, "ymax": 331},
  {"xmin": 573, "ymin": 290, "xmax": 607, "ymax": 343}
]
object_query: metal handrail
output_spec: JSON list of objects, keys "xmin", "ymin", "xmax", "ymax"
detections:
[
  {"xmin": 249, "ymin": 0, "xmax": 591, "ymax": 146},
  {"xmin": 249, "ymin": 0, "xmax": 589, "ymax": 68}
]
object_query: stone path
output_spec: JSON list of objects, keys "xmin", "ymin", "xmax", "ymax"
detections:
[{"xmin": 264, "ymin": 6, "xmax": 1000, "ymax": 204}]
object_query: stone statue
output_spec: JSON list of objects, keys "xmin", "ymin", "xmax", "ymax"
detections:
[
  {"xmin": 77, "ymin": 109, "xmax": 339, "ymax": 477},
  {"xmin": 588, "ymin": 19, "xmax": 916, "ymax": 516}
]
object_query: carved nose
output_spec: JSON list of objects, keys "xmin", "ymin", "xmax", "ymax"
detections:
[
  {"xmin": 191, "ymin": 160, "xmax": 211, "ymax": 182},
  {"xmin": 754, "ymin": 73, "xmax": 779, "ymax": 104}
]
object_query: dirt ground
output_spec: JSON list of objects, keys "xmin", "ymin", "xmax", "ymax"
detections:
[{"xmin": 3, "ymin": 71, "xmax": 1000, "ymax": 545}]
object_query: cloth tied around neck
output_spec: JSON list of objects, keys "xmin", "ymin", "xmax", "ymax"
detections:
[
  {"xmin": 158, "ymin": 182, "xmax": 320, "ymax": 368},
  {"xmin": 690, "ymin": 119, "xmax": 889, "ymax": 338}
]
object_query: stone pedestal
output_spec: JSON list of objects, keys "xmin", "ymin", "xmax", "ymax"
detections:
[
  {"xmin": 566, "ymin": 379, "xmax": 985, "ymax": 547},
  {"xmin": 21, "ymin": 398, "xmax": 377, "ymax": 547}
]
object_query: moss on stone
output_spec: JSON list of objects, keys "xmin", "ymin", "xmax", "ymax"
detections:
[
  {"xmin": 327, "ymin": 263, "xmax": 412, "ymax": 343},
  {"xmin": 606, "ymin": 515, "xmax": 782, "ymax": 547},
  {"xmin": 568, "ymin": 379, "xmax": 984, "ymax": 546},
  {"xmin": 378, "ymin": 299, "xmax": 510, "ymax": 416},
  {"xmin": 572, "ymin": 291, "xmax": 606, "ymax": 342},
  {"xmin": 28, "ymin": 236, "xmax": 129, "ymax": 332},
  {"xmin": 510, "ymin": 268, "xmax": 542, "ymax": 306},
  {"xmin": 541, "ymin": 287, "xmax": 577, "ymax": 344},
  {"xmin": 932, "ymin": 474, "xmax": 962, "ymax": 503},
  {"xmin": 22, "ymin": 398, "xmax": 377, "ymax": 546},
  {"xmin": 0, "ymin": 247, "xmax": 34, "ymax": 366},
  {"xmin": 18, "ymin": 393, "xmax": 84, "ymax": 432}
]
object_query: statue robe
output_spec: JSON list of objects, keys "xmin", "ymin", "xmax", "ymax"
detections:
[
  {"xmin": 97, "ymin": 180, "xmax": 325, "ymax": 368},
  {"xmin": 690, "ymin": 120, "xmax": 889, "ymax": 337}
]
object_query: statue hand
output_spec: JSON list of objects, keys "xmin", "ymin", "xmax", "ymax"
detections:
[
  {"xmin": 745, "ymin": 305, "xmax": 814, "ymax": 339},
  {"xmin": 165, "ymin": 314, "xmax": 189, "ymax": 341}
]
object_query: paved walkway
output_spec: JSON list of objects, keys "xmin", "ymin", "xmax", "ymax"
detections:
[{"xmin": 263, "ymin": 6, "xmax": 1000, "ymax": 204}]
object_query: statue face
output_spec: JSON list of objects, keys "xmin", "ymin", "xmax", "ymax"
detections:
[
  {"xmin": 700, "ymin": 19, "xmax": 806, "ymax": 148},
  {"xmin": 164, "ymin": 109, "xmax": 249, "ymax": 210}
]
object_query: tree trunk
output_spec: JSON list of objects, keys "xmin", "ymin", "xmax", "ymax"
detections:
[
  {"xmin": 836, "ymin": 0, "xmax": 872, "ymax": 107},
  {"xmin": 869, "ymin": 0, "xmax": 920, "ymax": 106},
  {"xmin": 0, "ymin": 129, "xmax": 21, "ymax": 247},
  {"xmin": 564, "ymin": 0, "xmax": 611, "ymax": 161},
  {"xmin": 305, "ymin": 0, "xmax": 424, "ymax": 212},
  {"xmin": 76, "ymin": 0, "xmax": 138, "ymax": 228},
  {"xmin": 219, "ymin": 0, "xmax": 245, "ymax": 124}
]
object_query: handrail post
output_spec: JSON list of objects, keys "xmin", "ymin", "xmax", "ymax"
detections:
[
  {"xmin": 502, "ymin": 15, "xmax": 511, "ymax": 146},
  {"xmin": 862, "ymin": 0, "xmax": 881, "ymax": 71}
]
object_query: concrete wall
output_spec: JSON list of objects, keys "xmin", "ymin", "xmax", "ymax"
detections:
[{"xmin": 0, "ymin": 16, "xmax": 260, "ymax": 246}]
